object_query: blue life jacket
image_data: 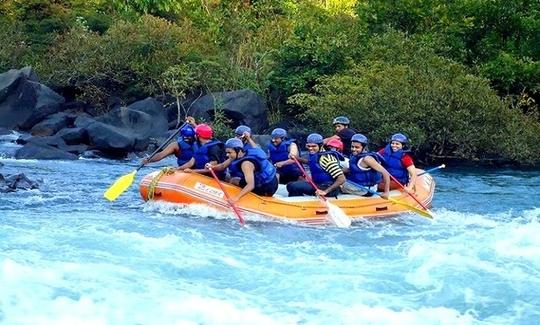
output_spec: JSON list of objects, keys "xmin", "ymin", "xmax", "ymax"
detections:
[
  {"xmin": 243, "ymin": 141, "xmax": 254, "ymax": 150},
  {"xmin": 193, "ymin": 140, "xmax": 225, "ymax": 178},
  {"xmin": 380, "ymin": 144, "xmax": 410, "ymax": 184},
  {"xmin": 176, "ymin": 138, "xmax": 196, "ymax": 167},
  {"xmin": 347, "ymin": 152, "xmax": 382, "ymax": 186},
  {"xmin": 229, "ymin": 147, "xmax": 276, "ymax": 186},
  {"xmin": 308, "ymin": 151, "xmax": 344, "ymax": 185},
  {"xmin": 268, "ymin": 140, "xmax": 300, "ymax": 174}
]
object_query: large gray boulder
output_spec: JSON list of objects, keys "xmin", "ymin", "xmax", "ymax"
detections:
[
  {"xmin": 85, "ymin": 97, "xmax": 168, "ymax": 153},
  {"xmin": 0, "ymin": 66, "xmax": 38, "ymax": 102},
  {"xmin": 30, "ymin": 112, "xmax": 72, "ymax": 136},
  {"xmin": 0, "ymin": 67, "xmax": 65, "ymax": 130},
  {"xmin": 190, "ymin": 89, "xmax": 269, "ymax": 133},
  {"xmin": 15, "ymin": 143, "xmax": 78, "ymax": 160},
  {"xmin": 55, "ymin": 127, "xmax": 88, "ymax": 145}
]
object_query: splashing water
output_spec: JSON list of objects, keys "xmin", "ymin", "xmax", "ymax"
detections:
[{"xmin": 1, "ymin": 157, "xmax": 539, "ymax": 324}]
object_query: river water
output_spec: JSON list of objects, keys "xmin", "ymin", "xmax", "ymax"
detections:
[{"xmin": 1, "ymin": 153, "xmax": 539, "ymax": 324}]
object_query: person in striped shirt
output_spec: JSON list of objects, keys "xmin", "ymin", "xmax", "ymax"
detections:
[{"xmin": 286, "ymin": 133, "xmax": 346, "ymax": 197}]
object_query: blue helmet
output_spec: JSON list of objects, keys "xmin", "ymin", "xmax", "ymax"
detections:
[
  {"xmin": 390, "ymin": 133, "xmax": 408, "ymax": 144},
  {"xmin": 180, "ymin": 125, "xmax": 195, "ymax": 137},
  {"xmin": 271, "ymin": 128, "xmax": 287, "ymax": 138},
  {"xmin": 332, "ymin": 116, "xmax": 350, "ymax": 126},
  {"xmin": 225, "ymin": 138, "xmax": 244, "ymax": 149},
  {"xmin": 235, "ymin": 125, "xmax": 251, "ymax": 136},
  {"xmin": 306, "ymin": 133, "xmax": 324, "ymax": 145},
  {"xmin": 351, "ymin": 133, "xmax": 368, "ymax": 145}
]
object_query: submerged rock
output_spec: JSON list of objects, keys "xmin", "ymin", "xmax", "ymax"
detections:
[{"xmin": 0, "ymin": 172, "xmax": 41, "ymax": 193}]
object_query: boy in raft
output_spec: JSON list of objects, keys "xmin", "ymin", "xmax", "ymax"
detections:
[
  {"xmin": 267, "ymin": 128, "xmax": 302, "ymax": 184},
  {"xmin": 323, "ymin": 116, "xmax": 357, "ymax": 157},
  {"xmin": 341, "ymin": 134, "xmax": 390, "ymax": 198},
  {"xmin": 234, "ymin": 125, "xmax": 258, "ymax": 149},
  {"xmin": 207, "ymin": 138, "xmax": 278, "ymax": 202},
  {"xmin": 377, "ymin": 133, "xmax": 417, "ymax": 192},
  {"xmin": 141, "ymin": 117, "xmax": 197, "ymax": 166},
  {"xmin": 178, "ymin": 124, "xmax": 227, "ymax": 180},
  {"xmin": 287, "ymin": 133, "xmax": 345, "ymax": 197}
]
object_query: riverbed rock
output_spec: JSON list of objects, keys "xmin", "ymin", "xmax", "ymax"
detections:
[
  {"xmin": 85, "ymin": 97, "xmax": 167, "ymax": 154},
  {"xmin": 0, "ymin": 172, "xmax": 41, "ymax": 192},
  {"xmin": 190, "ymin": 89, "xmax": 269, "ymax": 133},
  {"xmin": 15, "ymin": 143, "xmax": 78, "ymax": 160},
  {"xmin": 55, "ymin": 127, "xmax": 88, "ymax": 145},
  {"xmin": 30, "ymin": 112, "xmax": 72, "ymax": 136},
  {"xmin": 0, "ymin": 67, "xmax": 65, "ymax": 130}
]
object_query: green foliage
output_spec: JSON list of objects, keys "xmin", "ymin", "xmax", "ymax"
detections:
[
  {"xmin": 355, "ymin": 0, "xmax": 540, "ymax": 108},
  {"xmin": 210, "ymin": 104, "xmax": 234, "ymax": 141},
  {"xmin": 290, "ymin": 31, "xmax": 540, "ymax": 165},
  {"xmin": 0, "ymin": 20, "xmax": 29, "ymax": 72},
  {"xmin": 40, "ymin": 14, "xmax": 216, "ymax": 108},
  {"xmin": 269, "ymin": 3, "xmax": 357, "ymax": 97}
]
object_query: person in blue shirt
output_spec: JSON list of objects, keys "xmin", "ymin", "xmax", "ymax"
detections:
[
  {"xmin": 141, "ymin": 123, "xmax": 196, "ymax": 166},
  {"xmin": 378, "ymin": 133, "xmax": 417, "ymax": 192},
  {"xmin": 287, "ymin": 133, "xmax": 346, "ymax": 197},
  {"xmin": 323, "ymin": 116, "xmax": 357, "ymax": 157},
  {"xmin": 341, "ymin": 134, "xmax": 390, "ymax": 198},
  {"xmin": 234, "ymin": 125, "xmax": 258, "ymax": 149},
  {"xmin": 179, "ymin": 124, "xmax": 227, "ymax": 180},
  {"xmin": 209, "ymin": 138, "xmax": 278, "ymax": 202},
  {"xmin": 267, "ymin": 128, "xmax": 302, "ymax": 184}
]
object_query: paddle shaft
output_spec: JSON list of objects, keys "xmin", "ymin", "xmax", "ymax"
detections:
[
  {"xmin": 208, "ymin": 167, "xmax": 245, "ymax": 225},
  {"xmin": 289, "ymin": 156, "xmax": 350, "ymax": 227},
  {"xmin": 292, "ymin": 157, "xmax": 327, "ymax": 202},
  {"xmin": 346, "ymin": 180, "xmax": 432, "ymax": 218},
  {"xmin": 389, "ymin": 174, "xmax": 430, "ymax": 211},
  {"xmin": 417, "ymin": 164, "xmax": 445, "ymax": 176},
  {"xmin": 136, "ymin": 122, "xmax": 187, "ymax": 171}
]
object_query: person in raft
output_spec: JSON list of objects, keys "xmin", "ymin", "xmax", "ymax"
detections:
[
  {"xmin": 341, "ymin": 134, "xmax": 390, "ymax": 198},
  {"xmin": 141, "ymin": 117, "xmax": 197, "ymax": 166},
  {"xmin": 178, "ymin": 124, "xmax": 227, "ymax": 180},
  {"xmin": 207, "ymin": 138, "xmax": 278, "ymax": 202},
  {"xmin": 267, "ymin": 128, "xmax": 302, "ymax": 184},
  {"xmin": 324, "ymin": 137, "xmax": 349, "ymax": 169},
  {"xmin": 377, "ymin": 133, "xmax": 417, "ymax": 192},
  {"xmin": 323, "ymin": 116, "xmax": 357, "ymax": 157},
  {"xmin": 286, "ymin": 133, "xmax": 346, "ymax": 197},
  {"xmin": 234, "ymin": 125, "xmax": 258, "ymax": 149}
]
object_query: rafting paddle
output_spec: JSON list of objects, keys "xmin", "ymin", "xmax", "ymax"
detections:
[
  {"xmin": 347, "ymin": 181, "xmax": 432, "ymax": 219},
  {"xmin": 388, "ymin": 174, "xmax": 432, "ymax": 214},
  {"xmin": 103, "ymin": 124, "xmax": 186, "ymax": 201},
  {"xmin": 417, "ymin": 164, "xmax": 445, "ymax": 176},
  {"xmin": 292, "ymin": 157, "xmax": 351, "ymax": 228},
  {"xmin": 208, "ymin": 167, "xmax": 245, "ymax": 225}
]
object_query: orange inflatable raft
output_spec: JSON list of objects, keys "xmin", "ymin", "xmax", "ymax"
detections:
[{"xmin": 139, "ymin": 168, "xmax": 435, "ymax": 225}]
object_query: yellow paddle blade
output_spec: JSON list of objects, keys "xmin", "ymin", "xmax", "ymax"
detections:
[
  {"xmin": 388, "ymin": 197, "xmax": 433, "ymax": 219},
  {"xmin": 325, "ymin": 200, "xmax": 352, "ymax": 228},
  {"xmin": 104, "ymin": 170, "xmax": 137, "ymax": 201}
]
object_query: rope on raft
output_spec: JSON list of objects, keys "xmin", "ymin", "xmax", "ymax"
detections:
[{"xmin": 147, "ymin": 167, "xmax": 176, "ymax": 200}]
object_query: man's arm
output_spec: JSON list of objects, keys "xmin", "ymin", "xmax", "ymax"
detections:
[
  {"xmin": 318, "ymin": 154, "xmax": 345, "ymax": 195},
  {"xmin": 402, "ymin": 154, "xmax": 416, "ymax": 192},
  {"xmin": 178, "ymin": 157, "xmax": 195, "ymax": 170},
  {"xmin": 230, "ymin": 161, "xmax": 256, "ymax": 202},
  {"xmin": 275, "ymin": 143, "xmax": 300, "ymax": 168},
  {"xmin": 364, "ymin": 156, "xmax": 390, "ymax": 198},
  {"xmin": 143, "ymin": 142, "xmax": 178, "ymax": 164}
]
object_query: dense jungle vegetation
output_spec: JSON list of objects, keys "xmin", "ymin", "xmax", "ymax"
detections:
[{"xmin": 1, "ymin": 0, "xmax": 539, "ymax": 166}]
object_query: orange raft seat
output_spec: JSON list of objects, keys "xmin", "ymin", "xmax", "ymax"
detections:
[{"xmin": 139, "ymin": 169, "xmax": 435, "ymax": 226}]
